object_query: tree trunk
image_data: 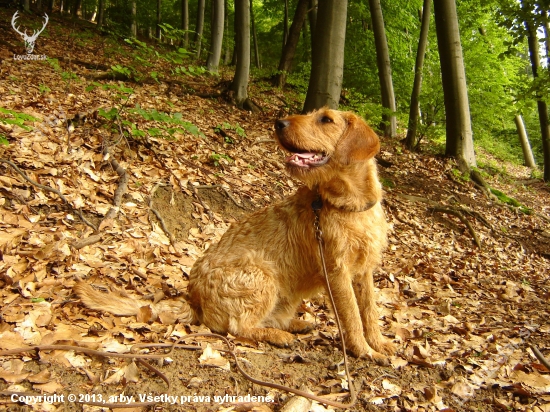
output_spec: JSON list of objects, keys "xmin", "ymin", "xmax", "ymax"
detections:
[
  {"xmin": 231, "ymin": 0, "xmax": 250, "ymax": 107},
  {"xmin": 131, "ymin": 0, "xmax": 137, "ymax": 37},
  {"xmin": 194, "ymin": 0, "xmax": 205, "ymax": 58},
  {"xmin": 207, "ymin": 0, "xmax": 224, "ymax": 73},
  {"xmin": 97, "ymin": 0, "xmax": 104, "ymax": 28},
  {"xmin": 283, "ymin": 0, "xmax": 289, "ymax": 46},
  {"xmin": 72, "ymin": 0, "xmax": 82, "ymax": 18},
  {"xmin": 275, "ymin": 0, "xmax": 308, "ymax": 88},
  {"xmin": 223, "ymin": 0, "xmax": 231, "ymax": 64},
  {"xmin": 250, "ymin": 0, "xmax": 260, "ymax": 68},
  {"xmin": 156, "ymin": 0, "xmax": 162, "ymax": 40},
  {"xmin": 524, "ymin": 11, "xmax": 550, "ymax": 181},
  {"xmin": 405, "ymin": 0, "xmax": 431, "ymax": 150},
  {"xmin": 48, "ymin": 0, "xmax": 54, "ymax": 13},
  {"xmin": 368, "ymin": 0, "xmax": 397, "ymax": 137},
  {"xmin": 515, "ymin": 114, "xmax": 537, "ymax": 168},
  {"xmin": 182, "ymin": 0, "xmax": 189, "ymax": 48},
  {"xmin": 303, "ymin": 0, "xmax": 348, "ymax": 112},
  {"xmin": 433, "ymin": 0, "xmax": 476, "ymax": 171},
  {"xmin": 37, "ymin": 0, "xmax": 42, "ymax": 12},
  {"xmin": 23, "ymin": 0, "xmax": 29, "ymax": 12}
]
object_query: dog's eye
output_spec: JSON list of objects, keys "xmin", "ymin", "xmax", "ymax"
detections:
[{"xmin": 320, "ymin": 116, "xmax": 333, "ymax": 124}]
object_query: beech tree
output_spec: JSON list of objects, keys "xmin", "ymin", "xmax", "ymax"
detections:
[
  {"xmin": 181, "ymin": 0, "xmax": 189, "ymax": 48},
  {"xmin": 433, "ymin": 0, "xmax": 476, "ymax": 170},
  {"xmin": 194, "ymin": 0, "xmax": 205, "ymax": 58},
  {"xmin": 156, "ymin": 0, "xmax": 162, "ymax": 39},
  {"xmin": 303, "ymin": 0, "xmax": 348, "ymax": 112},
  {"xmin": 405, "ymin": 0, "xmax": 431, "ymax": 150},
  {"xmin": 275, "ymin": 0, "xmax": 309, "ymax": 88},
  {"xmin": 207, "ymin": 0, "xmax": 224, "ymax": 74},
  {"xmin": 515, "ymin": 114, "xmax": 537, "ymax": 168},
  {"xmin": 231, "ymin": 0, "xmax": 251, "ymax": 108},
  {"xmin": 131, "ymin": 0, "xmax": 137, "ymax": 37},
  {"xmin": 368, "ymin": 0, "xmax": 397, "ymax": 137},
  {"xmin": 522, "ymin": 1, "xmax": 550, "ymax": 181}
]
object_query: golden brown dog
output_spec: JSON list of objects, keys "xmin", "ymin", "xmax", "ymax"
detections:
[{"xmin": 75, "ymin": 108, "xmax": 395, "ymax": 364}]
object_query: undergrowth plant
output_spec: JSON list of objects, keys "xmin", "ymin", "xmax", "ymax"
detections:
[
  {"xmin": 86, "ymin": 82, "xmax": 201, "ymax": 140},
  {"xmin": 0, "ymin": 108, "xmax": 39, "ymax": 145}
]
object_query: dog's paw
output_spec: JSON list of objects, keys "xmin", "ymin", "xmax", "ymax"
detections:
[
  {"xmin": 287, "ymin": 319, "xmax": 315, "ymax": 334},
  {"xmin": 349, "ymin": 343, "xmax": 390, "ymax": 366},
  {"xmin": 266, "ymin": 330, "xmax": 295, "ymax": 348},
  {"xmin": 369, "ymin": 338, "xmax": 396, "ymax": 356}
]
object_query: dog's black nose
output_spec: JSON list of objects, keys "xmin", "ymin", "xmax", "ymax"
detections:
[{"xmin": 275, "ymin": 119, "xmax": 290, "ymax": 130}]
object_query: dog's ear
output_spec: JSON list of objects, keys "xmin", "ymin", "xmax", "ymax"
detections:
[{"xmin": 335, "ymin": 113, "xmax": 380, "ymax": 164}]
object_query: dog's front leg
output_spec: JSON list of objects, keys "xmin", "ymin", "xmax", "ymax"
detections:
[
  {"xmin": 327, "ymin": 274, "xmax": 389, "ymax": 365},
  {"xmin": 352, "ymin": 270, "xmax": 396, "ymax": 357}
]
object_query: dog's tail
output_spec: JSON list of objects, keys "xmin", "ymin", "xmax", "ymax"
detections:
[{"xmin": 73, "ymin": 282, "xmax": 197, "ymax": 324}]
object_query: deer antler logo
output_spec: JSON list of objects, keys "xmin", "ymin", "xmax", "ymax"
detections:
[{"xmin": 11, "ymin": 11, "xmax": 49, "ymax": 54}]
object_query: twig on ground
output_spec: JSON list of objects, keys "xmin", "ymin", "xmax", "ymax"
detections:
[
  {"xmin": 530, "ymin": 345, "xmax": 550, "ymax": 371},
  {"xmin": 0, "ymin": 158, "xmax": 97, "ymax": 231},
  {"xmin": 72, "ymin": 234, "xmax": 102, "ymax": 250}
]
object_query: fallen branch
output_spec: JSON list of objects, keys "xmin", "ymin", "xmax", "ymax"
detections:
[
  {"xmin": 0, "ymin": 158, "xmax": 97, "ymax": 231},
  {"xmin": 530, "ymin": 345, "xmax": 550, "ymax": 372}
]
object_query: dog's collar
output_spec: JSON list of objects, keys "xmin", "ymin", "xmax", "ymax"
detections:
[{"xmin": 311, "ymin": 195, "xmax": 377, "ymax": 213}]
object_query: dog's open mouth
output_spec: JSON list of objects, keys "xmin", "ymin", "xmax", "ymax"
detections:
[{"xmin": 286, "ymin": 152, "xmax": 330, "ymax": 168}]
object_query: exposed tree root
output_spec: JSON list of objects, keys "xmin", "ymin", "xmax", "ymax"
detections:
[{"xmin": 429, "ymin": 206, "xmax": 482, "ymax": 249}]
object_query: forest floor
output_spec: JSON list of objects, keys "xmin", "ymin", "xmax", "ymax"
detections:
[{"xmin": 1, "ymin": 10, "xmax": 550, "ymax": 412}]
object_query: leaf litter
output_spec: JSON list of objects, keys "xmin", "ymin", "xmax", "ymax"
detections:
[{"xmin": 0, "ymin": 11, "xmax": 549, "ymax": 411}]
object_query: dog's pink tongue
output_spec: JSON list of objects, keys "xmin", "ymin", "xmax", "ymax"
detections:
[{"xmin": 286, "ymin": 152, "xmax": 318, "ymax": 166}]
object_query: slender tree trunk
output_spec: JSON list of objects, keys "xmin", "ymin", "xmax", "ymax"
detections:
[
  {"xmin": 224, "ymin": 0, "xmax": 231, "ymax": 64},
  {"xmin": 303, "ymin": 0, "xmax": 348, "ymax": 112},
  {"xmin": 131, "ymin": 0, "xmax": 137, "ymax": 37},
  {"xmin": 515, "ymin": 115, "xmax": 537, "ymax": 168},
  {"xmin": 405, "ymin": 0, "xmax": 431, "ymax": 150},
  {"xmin": 156, "ymin": 0, "xmax": 162, "ymax": 40},
  {"xmin": 48, "ymin": 0, "xmax": 54, "ymax": 13},
  {"xmin": 283, "ymin": 0, "xmax": 289, "ymax": 46},
  {"xmin": 275, "ymin": 0, "xmax": 308, "ymax": 88},
  {"xmin": 37, "ymin": 0, "xmax": 42, "ymax": 12},
  {"xmin": 249, "ymin": 0, "xmax": 260, "ymax": 68},
  {"xmin": 182, "ymin": 0, "xmax": 189, "ymax": 47},
  {"xmin": 72, "ymin": 0, "xmax": 82, "ymax": 17},
  {"xmin": 308, "ymin": 0, "xmax": 317, "ymax": 53},
  {"xmin": 368, "ymin": 0, "xmax": 397, "ymax": 137},
  {"xmin": 195, "ymin": 0, "xmax": 205, "ymax": 57},
  {"xmin": 433, "ymin": 0, "xmax": 476, "ymax": 170},
  {"xmin": 524, "ymin": 8, "xmax": 550, "ymax": 181},
  {"xmin": 542, "ymin": 9, "xmax": 550, "ymax": 66},
  {"xmin": 23, "ymin": 0, "xmax": 29, "ymax": 12},
  {"xmin": 231, "ymin": 0, "xmax": 250, "ymax": 107},
  {"xmin": 97, "ymin": 0, "xmax": 104, "ymax": 28},
  {"xmin": 207, "ymin": 0, "xmax": 224, "ymax": 73}
]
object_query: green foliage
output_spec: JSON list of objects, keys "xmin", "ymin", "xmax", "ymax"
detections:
[
  {"xmin": 490, "ymin": 188, "xmax": 532, "ymax": 214},
  {"xmin": 38, "ymin": 84, "xmax": 51, "ymax": 95},
  {"xmin": 210, "ymin": 152, "xmax": 233, "ymax": 167},
  {"xmin": 214, "ymin": 122, "xmax": 246, "ymax": 141},
  {"xmin": 173, "ymin": 65, "xmax": 207, "ymax": 77},
  {"xmin": 0, "ymin": 108, "xmax": 38, "ymax": 131},
  {"xmin": 111, "ymin": 64, "xmax": 133, "ymax": 78},
  {"xmin": 0, "ymin": 134, "xmax": 8, "ymax": 146}
]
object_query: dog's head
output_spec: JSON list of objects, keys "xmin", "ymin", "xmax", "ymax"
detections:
[{"xmin": 274, "ymin": 108, "xmax": 380, "ymax": 185}]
